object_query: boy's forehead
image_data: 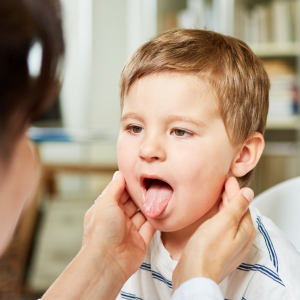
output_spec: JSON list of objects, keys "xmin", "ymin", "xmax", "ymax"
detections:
[{"xmin": 122, "ymin": 72, "xmax": 220, "ymax": 117}]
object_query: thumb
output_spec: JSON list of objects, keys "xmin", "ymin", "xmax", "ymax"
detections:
[{"xmin": 97, "ymin": 171, "xmax": 126, "ymax": 205}]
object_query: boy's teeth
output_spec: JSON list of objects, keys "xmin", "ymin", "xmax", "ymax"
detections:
[{"xmin": 143, "ymin": 179, "xmax": 173, "ymax": 218}]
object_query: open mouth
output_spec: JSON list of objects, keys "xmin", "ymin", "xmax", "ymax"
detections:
[
  {"xmin": 141, "ymin": 176, "xmax": 173, "ymax": 218},
  {"xmin": 144, "ymin": 178, "xmax": 171, "ymax": 190}
]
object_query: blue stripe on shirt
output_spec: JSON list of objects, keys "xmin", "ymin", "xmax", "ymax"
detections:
[
  {"xmin": 256, "ymin": 216, "xmax": 279, "ymax": 272},
  {"xmin": 120, "ymin": 291, "xmax": 143, "ymax": 300},
  {"xmin": 238, "ymin": 263, "xmax": 284, "ymax": 286},
  {"xmin": 140, "ymin": 262, "xmax": 173, "ymax": 289}
]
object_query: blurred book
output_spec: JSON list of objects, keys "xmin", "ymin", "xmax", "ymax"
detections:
[
  {"xmin": 235, "ymin": 0, "xmax": 297, "ymax": 45},
  {"xmin": 28, "ymin": 127, "xmax": 118, "ymax": 143},
  {"xmin": 263, "ymin": 60, "xmax": 299, "ymax": 117}
]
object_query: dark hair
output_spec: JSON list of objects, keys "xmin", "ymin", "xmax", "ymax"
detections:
[{"xmin": 0, "ymin": 0, "xmax": 64, "ymax": 158}]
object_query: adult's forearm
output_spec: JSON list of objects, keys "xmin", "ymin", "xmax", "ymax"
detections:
[{"xmin": 42, "ymin": 247, "xmax": 125, "ymax": 300}]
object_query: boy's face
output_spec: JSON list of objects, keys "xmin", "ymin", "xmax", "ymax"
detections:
[{"xmin": 117, "ymin": 73, "xmax": 238, "ymax": 232}]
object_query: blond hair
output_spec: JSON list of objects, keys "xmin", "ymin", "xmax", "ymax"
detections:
[{"xmin": 120, "ymin": 29, "xmax": 270, "ymax": 187}]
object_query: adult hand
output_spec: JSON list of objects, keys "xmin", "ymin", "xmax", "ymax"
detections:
[
  {"xmin": 81, "ymin": 170, "xmax": 156, "ymax": 281},
  {"xmin": 172, "ymin": 177, "xmax": 255, "ymax": 291},
  {"xmin": 43, "ymin": 171, "xmax": 156, "ymax": 300}
]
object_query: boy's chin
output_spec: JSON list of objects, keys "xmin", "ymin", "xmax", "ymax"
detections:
[
  {"xmin": 145, "ymin": 206, "xmax": 219, "ymax": 233},
  {"xmin": 145, "ymin": 216, "xmax": 193, "ymax": 233}
]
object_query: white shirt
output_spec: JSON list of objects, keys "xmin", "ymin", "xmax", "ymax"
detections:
[
  {"xmin": 117, "ymin": 207, "xmax": 300, "ymax": 300},
  {"xmin": 171, "ymin": 278, "xmax": 223, "ymax": 300}
]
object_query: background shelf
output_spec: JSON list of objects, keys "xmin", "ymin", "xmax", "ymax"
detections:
[
  {"xmin": 266, "ymin": 115, "xmax": 300, "ymax": 130},
  {"xmin": 250, "ymin": 43, "xmax": 300, "ymax": 57}
]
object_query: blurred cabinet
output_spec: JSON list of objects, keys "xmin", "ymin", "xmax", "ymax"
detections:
[{"xmin": 235, "ymin": 0, "xmax": 300, "ymax": 130}]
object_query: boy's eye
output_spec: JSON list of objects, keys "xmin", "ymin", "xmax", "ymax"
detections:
[
  {"xmin": 129, "ymin": 125, "xmax": 144, "ymax": 133},
  {"xmin": 173, "ymin": 129, "xmax": 191, "ymax": 137}
]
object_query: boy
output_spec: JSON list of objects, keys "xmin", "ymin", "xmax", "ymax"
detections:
[{"xmin": 116, "ymin": 29, "xmax": 300, "ymax": 299}]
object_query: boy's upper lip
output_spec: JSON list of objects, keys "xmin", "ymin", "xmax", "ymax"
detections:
[{"xmin": 140, "ymin": 174, "xmax": 173, "ymax": 190}]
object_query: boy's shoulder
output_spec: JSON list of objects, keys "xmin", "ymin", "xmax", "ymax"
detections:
[
  {"xmin": 250, "ymin": 206, "xmax": 300, "ymax": 286},
  {"xmin": 220, "ymin": 206, "xmax": 300, "ymax": 300}
]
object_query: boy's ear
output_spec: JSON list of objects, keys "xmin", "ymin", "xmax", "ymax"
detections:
[{"xmin": 230, "ymin": 132, "xmax": 265, "ymax": 177}]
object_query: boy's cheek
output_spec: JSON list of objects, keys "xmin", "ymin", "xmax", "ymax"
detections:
[
  {"xmin": 117, "ymin": 148, "xmax": 141, "ymax": 206},
  {"xmin": 117, "ymin": 136, "xmax": 132, "ymax": 169}
]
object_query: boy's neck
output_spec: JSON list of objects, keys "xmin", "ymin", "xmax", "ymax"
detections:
[{"xmin": 161, "ymin": 199, "xmax": 220, "ymax": 262}]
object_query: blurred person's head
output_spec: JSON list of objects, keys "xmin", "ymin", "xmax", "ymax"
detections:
[
  {"xmin": 0, "ymin": 0, "xmax": 64, "ymax": 254},
  {"xmin": 117, "ymin": 29, "xmax": 269, "ymax": 233}
]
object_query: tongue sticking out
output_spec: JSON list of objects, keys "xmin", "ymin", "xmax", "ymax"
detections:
[{"xmin": 143, "ymin": 179, "xmax": 173, "ymax": 218}]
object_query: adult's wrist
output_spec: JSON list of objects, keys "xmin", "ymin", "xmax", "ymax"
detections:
[
  {"xmin": 42, "ymin": 245, "xmax": 126, "ymax": 300},
  {"xmin": 84, "ymin": 240, "xmax": 129, "ymax": 283},
  {"xmin": 83, "ymin": 245, "xmax": 127, "ymax": 298},
  {"xmin": 73, "ymin": 245, "xmax": 127, "ymax": 299}
]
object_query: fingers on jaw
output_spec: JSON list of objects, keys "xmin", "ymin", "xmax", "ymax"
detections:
[
  {"xmin": 130, "ymin": 211, "xmax": 156, "ymax": 247},
  {"xmin": 225, "ymin": 177, "xmax": 240, "ymax": 202},
  {"xmin": 222, "ymin": 190, "xmax": 229, "ymax": 208},
  {"xmin": 226, "ymin": 190, "xmax": 252, "ymax": 223},
  {"xmin": 120, "ymin": 190, "xmax": 130, "ymax": 204},
  {"xmin": 131, "ymin": 211, "xmax": 147, "ymax": 230},
  {"xmin": 124, "ymin": 199, "xmax": 138, "ymax": 218},
  {"xmin": 139, "ymin": 222, "xmax": 156, "ymax": 247},
  {"xmin": 220, "ymin": 193, "xmax": 251, "ymax": 235},
  {"xmin": 219, "ymin": 200, "xmax": 225, "ymax": 211}
]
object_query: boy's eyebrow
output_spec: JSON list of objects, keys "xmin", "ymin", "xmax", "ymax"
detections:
[
  {"xmin": 121, "ymin": 113, "xmax": 144, "ymax": 123},
  {"xmin": 165, "ymin": 115, "xmax": 208, "ymax": 128},
  {"xmin": 121, "ymin": 113, "xmax": 208, "ymax": 128}
]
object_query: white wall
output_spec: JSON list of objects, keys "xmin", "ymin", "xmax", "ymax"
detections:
[
  {"xmin": 88, "ymin": 0, "xmax": 127, "ymax": 131},
  {"xmin": 60, "ymin": 0, "xmax": 93, "ymax": 129},
  {"xmin": 126, "ymin": 0, "xmax": 157, "ymax": 57},
  {"xmin": 89, "ymin": 0, "xmax": 157, "ymax": 131}
]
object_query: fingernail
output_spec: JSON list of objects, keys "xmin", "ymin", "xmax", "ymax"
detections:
[
  {"xmin": 112, "ymin": 171, "xmax": 118, "ymax": 180},
  {"xmin": 242, "ymin": 189, "xmax": 254, "ymax": 202}
]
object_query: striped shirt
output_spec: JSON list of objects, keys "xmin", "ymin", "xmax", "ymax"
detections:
[{"xmin": 117, "ymin": 207, "xmax": 300, "ymax": 300}]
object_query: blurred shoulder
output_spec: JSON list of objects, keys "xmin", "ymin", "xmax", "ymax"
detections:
[
  {"xmin": 220, "ymin": 207, "xmax": 300, "ymax": 300},
  {"xmin": 249, "ymin": 207, "xmax": 300, "ymax": 299}
]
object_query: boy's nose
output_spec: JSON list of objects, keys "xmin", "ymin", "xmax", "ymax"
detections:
[{"xmin": 139, "ymin": 135, "xmax": 166, "ymax": 163}]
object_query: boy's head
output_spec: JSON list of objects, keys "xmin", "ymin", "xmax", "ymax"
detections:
[{"xmin": 117, "ymin": 29, "xmax": 269, "ymax": 232}]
